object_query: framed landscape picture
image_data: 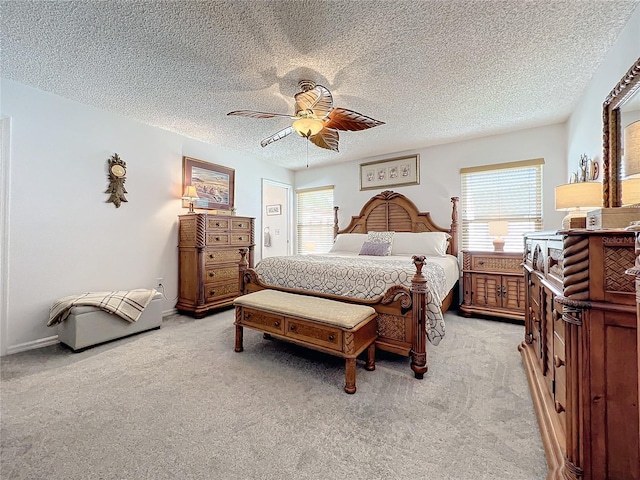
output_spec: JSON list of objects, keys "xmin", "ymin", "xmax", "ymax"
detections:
[
  {"xmin": 359, "ymin": 154, "xmax": 420, "ymax": 191},
  {"xmin": 182, "ymin": 156, "xmax": 235, "ymax": 211},
  {"xmin": 266, "ymin": 204, "xmax": 281, "ymax": 216}
]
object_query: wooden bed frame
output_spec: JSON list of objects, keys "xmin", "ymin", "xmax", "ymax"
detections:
[{"xmin": 239, "ymin": 190, "xmax": 459, "ymax": 378}]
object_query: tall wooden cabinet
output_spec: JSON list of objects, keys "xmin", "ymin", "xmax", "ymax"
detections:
[
  {"xmin": 177, "ymin": 213, "xmax": 254, "ymax": 318},
  {"xmin": 460, "ymin": 251, "xmax": 526, "ymax": 321},
  {"xmin": 520, "ymin": 230, "xmax": 639, "ymax": 480}
]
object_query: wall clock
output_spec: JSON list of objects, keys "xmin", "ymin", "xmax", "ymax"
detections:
[{"xmin": 105, "ymin": 153, "xmax": 128, "ymax": 208}]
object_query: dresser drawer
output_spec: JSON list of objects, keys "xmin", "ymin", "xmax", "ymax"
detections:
[
  {"xmin": 285, "ymin": 317, "xmax": 342, "ymax": 352},
  {"xmin": 204, "ymin": 281, "xmax": 239, "ymax": 302},
  {"xmin": 232, "ymin": 219, "xmax": 251, "ymax": 231},
  {"xmin": 204, "ymin": 264, "xmax": 238, "ymax": 283},
  {"xmin": 231, "ymin": 233, "xmax": 251, "ymax": 245},
  {"xmin": 206, "ymin": 218, "xmax": 230, "ymax": 230},
  {"xmin": 206, "ymin": 232, "xmax": 230, "ymax": 245},
  {"xmin": 553, "ymin": 332, "xmax": 566, "ymax": 426},
  {"xmin": 239, "ymin": 307, "xmax": 284, "ymax": 335},
  {"xmin": 204, "ymin": 248, "xmax": 242, "ymax": 265}
]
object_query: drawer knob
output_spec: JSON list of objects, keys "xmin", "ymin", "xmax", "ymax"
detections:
[
  {"xmin": 209, "ymin": 253, "xmax": 215, "ymax": 259},
  {"xmin": 478, "ymin": 260, "xmax": 485, "ymax": 265},
  {"xmin": 244, "ymin": 312, "xmax": 250, "ymax": 320},
  {"xmin": 208, "ymin": 272, "xmax": 215, "ymax": 278},
  {"xmin": 555, "ymin": 401, "xmax": 565, "ymax": 414},
  {"xmin": 238, "ymin": 236, "xmax": 244, "ymax": 241},
  {"xmin": 209, "ymin": 290, "xmax": 215, "ymax": 296},
  {"xmin": 290, "ymin": 325, "xmax": 296, "ymax": 331},
  {"xmin": 215, "ymin": 222, "xmax": 221, "ymax": 227},
  {"xmin": 554, "ymin": 355, "xmax": 565, "ymax": 368},
  {"xmin": 239, "ymin": 223, "xmax": 245, "ymax": 227},
  {"xmin": 215, "ymin": 237, "xmax": 221, "ymax": 241},
  {"xmin": 273, "ymin": 321, "xmax": 280, "ymax": 327},
  {"xmin": 328, "ymin": 335, "xmax": 335, "ymax": 341}
]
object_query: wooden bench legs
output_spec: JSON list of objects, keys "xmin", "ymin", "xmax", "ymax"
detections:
[{"xmin": 234, "ymin": 323, "xmax": 376, "ymax": 394}]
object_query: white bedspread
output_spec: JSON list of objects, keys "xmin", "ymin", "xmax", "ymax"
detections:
[{"xmin": 254, "ymin": 253, "xmax": 459, "ymax": 345}]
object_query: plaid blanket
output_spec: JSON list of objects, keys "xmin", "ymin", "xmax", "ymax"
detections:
[{"xmin": 48, "ymin": 289, "xmax": 157, "ymax": 327}]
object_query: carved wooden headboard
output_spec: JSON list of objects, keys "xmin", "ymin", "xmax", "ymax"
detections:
[{"xmin": 333, "ymin": 190, "xmax": 459, "ymax": 257}]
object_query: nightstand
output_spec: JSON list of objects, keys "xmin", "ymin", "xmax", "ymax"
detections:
[{"xmin": 460, "ymin": 250, "xmax": 525, "ymax": 322}]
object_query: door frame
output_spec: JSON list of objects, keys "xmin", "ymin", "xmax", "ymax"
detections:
[{"xmin": 261, "ymin": 179, "xmax": 293, "ymax": 259}]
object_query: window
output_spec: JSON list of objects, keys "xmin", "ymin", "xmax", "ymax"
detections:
[
  {"xmin": 461, "ymin": 159, "xmax": 544, "ymax": 252},
  {"xmin": 296, "ymin": 185, "xmax": 334, "ymax": 254}
]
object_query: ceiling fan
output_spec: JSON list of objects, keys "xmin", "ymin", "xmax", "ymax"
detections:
[{"xmin": 227, "ymin": 80, "xmax": 384, "ymax": 152}]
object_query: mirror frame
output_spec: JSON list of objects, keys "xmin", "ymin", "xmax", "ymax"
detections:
[{"xmin": 603, "ymin": 57, "xmax": 640, "ymax": 207}]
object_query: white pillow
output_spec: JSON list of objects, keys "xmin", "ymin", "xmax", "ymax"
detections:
[
  {"xmin": 390, "ymin": 232, "xmax": 451, "ymax": 257},
  {"xmin": 329, "ymin": 233, "xmax": 368, "ymax": 253}
]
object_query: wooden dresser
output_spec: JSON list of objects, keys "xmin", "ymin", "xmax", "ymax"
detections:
[
  {"xmin": 460, "ymin": 250, "xmax": 525, "ymax": 321},
  {"xmin": 177, "ymin": 213, "xmax": 254, "ymax": 317},
  {"xmin": 520, "ymin": 230, "xmax": 639, "ymax": 480}
]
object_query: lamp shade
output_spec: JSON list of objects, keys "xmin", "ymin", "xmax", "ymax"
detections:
[
  {"xmin": 622, "ymin": 178, "xmax": 640, "ymax": 205},
  {"xmin": 488, "ymin": 220, "xmax": 508, "ymax": 236},
  {"xmin": 292, "ymin": 118, "xmax": 324, "ymax": 138},
  {"xmin": 554, "ymin": 182, "xmax": 602, "ymax": 211},
  {"xmin": 624, "ymin": 120, "xmax": 640, "ymax": 178},
  {"xmin": 182, "ymin": 185, "xmax": 199, "ymax": 201}
]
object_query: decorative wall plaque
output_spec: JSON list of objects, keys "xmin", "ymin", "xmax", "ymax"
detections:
[{"xmin": 105, "ymin": 153, "xmax": 128, "ymax": 208}]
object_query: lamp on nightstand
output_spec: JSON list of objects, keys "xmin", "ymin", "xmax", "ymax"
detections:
[
  {"xmin": 488, "ymin": 220, "xmax": 508, "ymax": 252},
  {"xmin": 555, "ymin": 182, "xmax": 602, "ymax": 229},
  {"xmin": 181, "ymin": 185, "xmax": 200, "ymax": 214}
]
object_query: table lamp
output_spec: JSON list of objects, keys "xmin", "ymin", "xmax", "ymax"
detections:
[
  {"xmin": 488, "ymin": 220, "xmax": 508, "ymax": 252},
  {"xmin": 182, "ymin": 185, "xmax": 200, "ymax": 213},
  {"xmin": 555, "ymin": 182, "xmax": 601, "ymax": 229}
]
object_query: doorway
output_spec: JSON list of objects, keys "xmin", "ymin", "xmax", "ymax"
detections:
[{"xmin": 261, "ymin": 179, "xmax": 292, "ymax": 259}]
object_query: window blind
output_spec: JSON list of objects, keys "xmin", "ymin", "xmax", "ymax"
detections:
[
  {"xmin": 460, "ymin": 159, "xmax": 544, "ymax": 252},
  {"xmin": 296, "ymin": 186, "xmax": 334, "ymax": 254}
]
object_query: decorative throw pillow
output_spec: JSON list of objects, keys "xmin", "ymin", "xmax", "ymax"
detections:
[
  {"xmin": 359, "ymin": 241, "xmax": 391, "ymax": 256},
  {"xmin": 366, "ymin": 231, "xmax": 394, "ymax": 255}
]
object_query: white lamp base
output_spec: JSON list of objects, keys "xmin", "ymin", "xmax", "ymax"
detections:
[{"xmin": 492, "ymin": 237, "xmax": 505, "ymax": 252}]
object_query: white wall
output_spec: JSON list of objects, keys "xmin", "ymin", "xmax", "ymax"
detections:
[
  {"xmin": 567, "ymin": 5, "xmax": 640, "ymax": 178},
  {"xmin": 295, "ymin": 123, "xmax": 567, "ymax": 235},
  {"xmin": 0, "ymin": 79, "xmax": 293, "ymax": 355}
]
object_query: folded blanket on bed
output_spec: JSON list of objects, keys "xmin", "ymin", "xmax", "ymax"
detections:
[{"xmin": 48, "ymin": 289, "xmax": 157, "ymax": 327}]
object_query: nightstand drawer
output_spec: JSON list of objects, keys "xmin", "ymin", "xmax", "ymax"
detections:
[{"xmin": 472, "ymin": 255, "xmax": 521, "ymax": 273}]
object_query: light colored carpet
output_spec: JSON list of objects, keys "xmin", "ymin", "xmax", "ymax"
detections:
[{"xmin": 1, "ymin": 309, "xmax": 547, "ymax": 480}]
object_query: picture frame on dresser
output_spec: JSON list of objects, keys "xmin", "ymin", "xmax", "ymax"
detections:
[{"xmin": 182, "ymin": 156, "xmax": 235, "ymax": 211}]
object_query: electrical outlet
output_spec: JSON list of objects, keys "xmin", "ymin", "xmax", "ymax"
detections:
[{"xmin": 156, "ymin": 277, "xmax": 163, "ymax": 287}]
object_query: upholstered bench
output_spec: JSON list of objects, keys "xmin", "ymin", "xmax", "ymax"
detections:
[
  {"xmin": 56, "ymin": 291, "xmax": 163, "ymax": 352},
  {"xmin": 233, "ymin": 290, "xmax": 378, "ymax": 394}
]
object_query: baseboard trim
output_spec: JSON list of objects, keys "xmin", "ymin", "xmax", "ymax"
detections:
[
  {"xmin": 162, "ymin": 308, "xmax": 177, "ymax": 317},
  {"xmin": 7, "ymin": 335, "xmax": 60, "ymax": 355}
]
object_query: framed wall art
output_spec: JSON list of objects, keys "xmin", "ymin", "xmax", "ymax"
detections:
[
  {"xmin": 359, "ymin": 154, "xmax": 420, "ymax": 191},
  {"xmin": 182, "ymin": 156, "xmax": 235, "ymax": 211},
  {"xmin": 266, "ymin": 204, "xmax": 281, "ymax": 216}
]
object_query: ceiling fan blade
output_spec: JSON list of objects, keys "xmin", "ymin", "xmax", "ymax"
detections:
[
  {"xmin": 295, "ymin": 85, "xmax": 333, "ymax": 119},
  {"xmin": 309, "ymin": 128, "xmax": 339, "ymax": 152},
  {"xmin": 227, "ymin": 110, "xmax": 293, "ymax": 119},
  {"xmin": 260, "ymin": 126, "xmax": 294, "ymax": 147},
  {"xmin": 323, "ymin": 108, "xmax": 385, "ymax": 131}
]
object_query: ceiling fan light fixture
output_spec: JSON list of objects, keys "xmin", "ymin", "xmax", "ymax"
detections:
[{"xmin": 292, "ymin": 118, "xmax": 323, "ymax": 138}]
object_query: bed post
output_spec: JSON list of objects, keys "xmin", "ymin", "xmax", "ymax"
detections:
[
  {"xmin": 238, "ymin": 248, "xmax": 249, "ymax": 294},
  {"xmin": 333, "ymin": 206, "xmax": 339, "ymax": 239},
  {"xmin": 410, "ymin": 255, "xmax": 428, "ymax": 379},
  {"xmin": 450, "ymin": 197, "xmax": 459, "ymax": 257}
]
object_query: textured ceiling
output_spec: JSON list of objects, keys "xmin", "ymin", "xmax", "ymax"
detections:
[{"xmin": 1, "ymin": 1, "xmax": 638, "ymax": 170}]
